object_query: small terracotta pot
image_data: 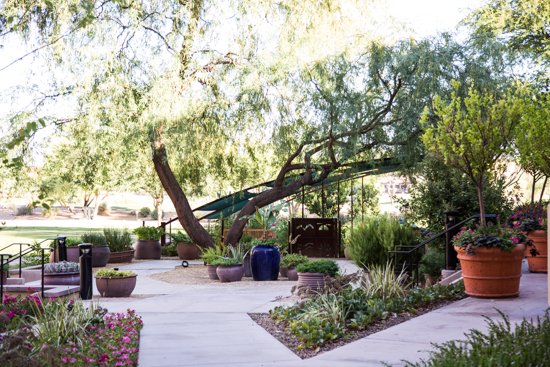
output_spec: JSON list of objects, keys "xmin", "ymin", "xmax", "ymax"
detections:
[
  {"xmin": 279, "ymin": 267, "xmax": 288, "ymax": 278},
  {"xmin": 95, "ymin": 274, "xmax": 137, "ymax": 297},
  {"xmin": 207, "ymin": 264, "xmax": 219, "ymax": 280},
  {"xmin": 176, "ymin": 242, "xmax": 202, "ymax": 260},
  {"xmin": 42, "ymin": 271, "xmax": 80, "ymax": 286},
  {"xmin": 456, "ymin": 244, "xmax": 525, "ymax": 298},
  {"xmin": 92, "ymin": 245, "xmax": 111, "ymax": 267},
  {"xmin": 134, "ymin": 239, "xmax": 161, "ymax": 260},
  {"xmin": 216, "ymin": 264, "xmax": 244, "ymax": 282},
  {"xmin": 297, "ymin": 272, "xmax": 331, "ymax": 291},
  {"xmin": 287, "ymin": 268, "xmax": 298, "ymax": 281},
  {"xmin": 50, "ymin": 246, "xmax": 80, "ymax": 263},
  {"xmin": 344, "ymin": 247, "xmax": 351, "ymax": 260},
  {"xmin": 108, "ymin": 250, "xmax": 135, "ymax": 263},
  {"xmin": 526, "ymin": 230, "xmax": 547, "ymax": 273}
]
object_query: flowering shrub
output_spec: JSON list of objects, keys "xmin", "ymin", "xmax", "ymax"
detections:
[
  {"xmin": 0, "ymin": 289, "xmax": 42, "ymax": 332},
  {"xmin": 253, "ymin": 234, "xmax": 278, "ymax": 247},
  {"xmin": 453, "ymin": 222, "xmax": 530, "ymax": 255}
]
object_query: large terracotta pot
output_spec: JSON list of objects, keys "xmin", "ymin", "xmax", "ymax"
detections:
[
  {"xmin": 456, "ymin": 244, "xmax": 525, "ymax": 298},
  {"xmin": 526, "ymin": 230, "xmax": 548, "ymax": 273},
  {"xmin": 134, "ymin": 239, "xmax": 161, "ymax": 260},
  {"xmin": 344, "ymin": 247, "xmax": 351, "ymax": 260},
  {"xmin": 176, "ymin": 242, "xmax": 201, "ymax": 260},
  {"xmin": 280, "ymin": 267, "xmax": 288, "ymax": 278},
  {"xmin": 42, "ymin": 272, "xmax": 80, "ymax": 286},
  {"xmin": 243, "ymin": 255, "xmax": 252, "ymax": 277},
  {"xmin": 95, "ymin": 274, "xmax": 137, "ymax": 297},
  {"xmin": 108, "ymin": 250, "xmax": 135, "ymax": 263},
  {"xmin": 50, "ymin": 246, "xmax": 80, "ymax": 263},
  {"xmin": 287, "ymin": 268, "xmax": 298, "ymax": 281},
  {"xmin": 92, "ymin": 245, "xmax": 110, "ymax": 267},
  {"xmin": 250, "ymin": 245, "xmax": 280, "ymax": 281},
  {"xmin": 207, "ymin": 264, "xmax": 219, "ymax": 280},
  {"xmin": 297, "ymin": 272, "xmax": 330, "ymax": 291},
  {"xmin": 216, "ymin": 264, "xmax": 244, "ymax": 282}
]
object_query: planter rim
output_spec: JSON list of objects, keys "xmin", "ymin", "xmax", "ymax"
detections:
[
  {"xmin": 44, "ymin": 271, "xmax": 80, "ymax": 275},
  {"xmin": 297, "ymin": 272, "xmax": 332, "ymax": 276},
  {"xmin": 526, "ymin": 229, "xmax": 547, "ymax": 234},
  {"xmin": 110, "ymin": 249, "xmax": 135, "ymax": 253},
  {"xmin": 216, "ymin": 263, "xmax": 243, "ymax": 267},
  {"xmin": 136, "ymin": 238, "xmax": 161, "ymax": 242},
  {"xmin": 94, "ymin": 274, "xmax": 138, "ymax": 279},
  {"xmin": 454, "ymin": 243, "xmax": 525, "ymax": 252},
  {"xmin": 253, "ymin": 244, "xmax": 278, "ymax": 248}
]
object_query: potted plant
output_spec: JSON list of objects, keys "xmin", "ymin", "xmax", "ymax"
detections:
[
  {"xmin": 200, "ymin": 246, "xmax": 229, "ymax": 280},
  {"xmin": 104, "ymin": 227, "xmax": 135, "ymax": 263},
  {"xmin": 509, "ymin": 202, "xmax": 548, "ymax": 273},
  {"xmin": 49, "ymin": 236, "xmax": 82, "ymax": 263},
  {"xmin": 94, "ymin": 268, "xmax": 137, "ymax": 297},
  {"xmin": 280, "ymin": 253, "xmax": 309, "ymax": 280},
  {"xmin": 453, "ymin": 222, "xmax": 528, "ymax": 298},
  {"xmin": 169, "ymin": 231, "xmax": 202, "ymax": 260},
  {"xmin": 238, "ymin": 234, "xmax": 256, "ymax": 277},
  {"xmin": 250, "ymin": 234, "xmax": 280, "ymax": 281},
  {"xmin": 43, "ymin": 261, "xmax": 80, "ymax": 286},
  {"xmin": 213, "ymin": 246, "xmax": 247, "ymax": 282},
  {"xmin": 296, "ymin": 259, "xmax": 339, "ymax": 291},
  {"xmin": 81, "ymin": 232, "xmax": 110, "ymax": 267},
  {"xmin": 133, "ymin": 226, "xmax": 164, "ymax": 259}
]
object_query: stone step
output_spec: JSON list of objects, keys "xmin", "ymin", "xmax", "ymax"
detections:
[{"xmin": 439, "ymin": 270, "xmax": 462, "ymax": 285}]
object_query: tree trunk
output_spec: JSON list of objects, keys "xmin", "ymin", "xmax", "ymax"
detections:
[
  {"xmin": 531, "ymin": 174, "xmax": 537, "ymax": 203},
  {"xmin": 477, "ymin": 184, "xmax": 486, "ymax": 228},
  {"xmin": 540, "ymin": 176, "xmax": 548, "ymax": 203},
  {"xmin": 93, "ymin": 193, "xmax": 100, "ymax": 220},
  {"xmin": 156, "ymin": 191, "xmax": 163, "ymax": 227},
  {"xmin": 152, "ymin": 143, "xmax": 215, "ymax": 249}
]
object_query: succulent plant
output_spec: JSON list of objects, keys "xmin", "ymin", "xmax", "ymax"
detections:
[{"xmin": 45, "ymin": 261, "xmax": 79, "ymax": 273}]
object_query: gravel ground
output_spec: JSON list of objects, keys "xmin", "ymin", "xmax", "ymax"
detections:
[
  {"xmin": 249, "ymin": 298, "xmax": 460, "ymax": 359},
  {"xmin": 149, "ymin": 265, "xmax": 299, "ymax": 287}
]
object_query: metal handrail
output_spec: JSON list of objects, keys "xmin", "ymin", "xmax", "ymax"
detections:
[{"xmin": 388, "ymin": 214, "xmax": 496, "ymax": 286}]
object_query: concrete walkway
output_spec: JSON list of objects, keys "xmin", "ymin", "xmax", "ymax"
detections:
[{"xmin": 92, "ymin": 260, "xmax": 548, "ymax": 367}]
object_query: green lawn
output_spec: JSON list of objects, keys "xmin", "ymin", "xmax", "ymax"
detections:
[{"xmin": 0, "ymin": 226, "xmax": 105, "ymax": 255}]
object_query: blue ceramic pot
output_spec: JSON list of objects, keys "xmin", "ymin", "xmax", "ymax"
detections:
[{"xmin": 250, "ymin": 245, "xmax": 280, "ymax": 281}]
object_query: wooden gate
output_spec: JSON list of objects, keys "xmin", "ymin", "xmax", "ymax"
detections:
[{"xmin": 290, "ymin": 218, "xmax": 340, "ymax": 258}]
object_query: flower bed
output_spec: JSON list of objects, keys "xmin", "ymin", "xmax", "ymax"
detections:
[{"xmin": 0, "ymin": 292, "xmax": 143, "ymax": 366}]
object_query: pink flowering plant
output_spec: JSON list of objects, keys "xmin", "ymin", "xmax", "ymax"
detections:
[
  {"xmin": 507, "ymin": 201, "xmax": 548, "ymax": 232},
  {"xmin": 0, "ymin": 289, "xmax": 42, "ymax": 332},
  {"xmin": 253, "ymin": 234, "xmax": 278, "ymax": 247},
  {"xmin": 452, "ymin": 221, "xmax": 530, "ymax": 256}
]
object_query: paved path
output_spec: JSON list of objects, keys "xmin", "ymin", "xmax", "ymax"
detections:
[{"xmin": 91, "ymin": 260, "xmax": 548, "ymax": 367}]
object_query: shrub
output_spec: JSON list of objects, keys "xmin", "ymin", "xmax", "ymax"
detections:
[
  {"xmin": 97, "ymin": 201, "xmax": 109, "ymax": 215},
  {"xmin": 419, "ymin": 248, "xmax": 445, "ymax": 279},
  {"xmin": 15, "ymin": 205, "xmax": 34, "ymax": 216},
  {"xmin": 103, "ymin": 227, "xmax": 133, "ymax": 252},
  {"xmin": 130, "ymin": 210, "xmax": 137, "ymax": 215},
  {"xmin": 80, "ymin": 231, "xmax": 107, "ymax": 246},
  {"xmin": 281, "ymin": 253, "xmax": 309, "ymax": 269},
  {"xmin": 296, "ymin": 259, "xmax": 338, "ymax": 276},
  {"xmin": 161, "ymin": 243, "xmax": 178, "ymax": 256},
  {"xmin": 169, "ymin": 230, "xmax": 192, "ymax": 243},
  {"xmin": 151, "ymin": 207, "xmax": 164, "ymax": 220},
  {"xmin": 200, "ymin": 246, "xmax": 229, "ymax": 264},
  {"xmin": 404, "ymin": 310, "xmax": 550, "ymax": 367},
  {"xmin": 41, "ymin": 208, "xmax": 59, "ymax": 219},
  {"xmin": 139, "ymin": 207, "xmax": 151, "ymax": 217},
  {"xmin": 44, "ymin": 261, "xmax": 79, "ymax": 273},
  {"xmin": 211, "ymin": 257, "xmax": 239, "ymax": 266},
  {"xmin": 360, "ymin": 262, "xmax": 409, "ymax": 300},
  {"xmin": 95, "ymin": 268, "xmax": 135, "ymax": 277},
  {"xmin": 133, "ymin": 226, "xmax": 164, "ymax": 240},
  {"xmin": 65, "ymin": 236, "xmax": 83, "ymax": 247}
]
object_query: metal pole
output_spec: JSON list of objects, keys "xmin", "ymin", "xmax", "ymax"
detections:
[
  {"xmin": 57, "ymin": 236, "xmax": 67, "ymax": 262},
  {"xmin": 321, "ymin": 180, "xmax": 325, "ymax": 218},
  {"xmin": 160, "ymin": 222, "xmax": 166, "ymax": 246},
  {"xmin": 79, "ymin": 243, "xmax": 93, "ymax": 300},
  {"xmin": 302, "ymin": 186, "xmax": 305, "ymax": 218},
  {"xmin": 41, "ymin": 249, "xmax": 45, "ymax": 298},
  {"xmin": 221, "ymin": 218, "xmax": 225, "ymax": 245},
  {"xmin": 444, "ymin": 211, "xmax": 460, "ymax": 270},
  {"xmin": 19, "ymin": 244, "xmax": 22, "ymax": 278},
  {"xmin": 0, "ymin": 254, "xmax": 8, "ymax": 301}
]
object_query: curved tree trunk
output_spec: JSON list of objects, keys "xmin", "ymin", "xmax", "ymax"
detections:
[{"xmin": 152, "ymin": 142, "xmax": 215, "ymax": 249}]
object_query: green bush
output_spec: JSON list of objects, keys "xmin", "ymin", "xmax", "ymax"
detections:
[
  {"xmin": 151, "ymin": 207, "xmax": 165, "ymax": 220},
  {"xmin": 80, "ymin": 232, "xmax": 107, "ymax": 246},
  {"xmin": 419, "ymin": 248, "xmax": 445, "ymax": 279},
  {"xmin": 41, "ymin": 208, "xmax": 59, "ymax": 219},
  {"xmin": 133, "ymin": 226, "xmax": 164, "ymax": 240},
  {"xmin": 97, "ymin": 201, "xmax": 109, "ymax": 215},
  {"xmin": 199, "ymin": 246, "xmax": 229, "ymax": 264},
  {"xmin": 346, "ymin": 214, "xmax": 419, "ymax": 270},
  {"xmin": 404, "ymin": 310, "xmax": 550, "ymax": 367},
  {"xmin": 281, "ymin": 253, "xmax": 309, "ymax": 269},
  {"xmin": 169, "ymin": 230, "xmax": 192, "ymax": 243},
  {"xmin": 161, "ymin": 243, "xmax": 178, "ymax": 256},
  {"xmin": 211, "ymin": 257, "xmax": 239, "ymax": 266},
  {"xmin": 139, "ymin": 207, "xmax": 151, "ymax": 217},
  {"xmin": 296, "ymin": 259, "xmax": 338, "ymax": 276},
  {"xmin": 95, "ymin": 268, "xmax": 135, "ymax": 277},
  {"xmin": 15, "ymin": 205, "xmax": 34, "ymax": 216},
  {"xmin": 103, "ymin": 227, "xmax": 133, "ymax": 252}
]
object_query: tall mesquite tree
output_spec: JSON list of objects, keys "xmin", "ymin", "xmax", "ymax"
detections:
[{"xmin": 420, "ymin": 82, "xmax": 523, "ymax": 227}]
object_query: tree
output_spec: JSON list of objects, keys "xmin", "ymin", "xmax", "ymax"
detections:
[{"xmin": 421, "ymin": 82, "xmax": 523, "ymax": 227}]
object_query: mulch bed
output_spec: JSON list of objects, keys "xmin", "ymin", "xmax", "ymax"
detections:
[{"xmin": 249, "ymin": 298, "xmax": 459, "ymax": 359}]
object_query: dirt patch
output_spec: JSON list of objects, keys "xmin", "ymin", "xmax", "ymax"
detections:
[
  {"xmin": 249, "ymin": 298, "xmax": 460, "ymax": 359},
  {"xmin": 149, "ymin": 265, "xmax": 298, "ymax": 287}
]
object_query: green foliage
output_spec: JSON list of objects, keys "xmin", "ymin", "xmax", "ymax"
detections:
[
  {"xmin": 239, "ymin": 233, "xmax": 255, "ymax": 244},
  {"xmin": 228, "ymin": 244, "xmax": 248, "ymax": 263},
  {"xmin": 161, "ymin": 243, "xmax": 178, "ymax": 256},
  {"xmin": 453, "ymin": 221, "xmax": 529, "ymax": 255},
  {"xmin": 273, "ymin": 220, "xmax": 290, "ymax": 254},
  {"xmin": 281, "ymin": 254, "xmax": 309, "ymax": 269},
  {"xmin": 296, "ymin": 259, "xmax": 338, "ymax": 276},
  {"xmin": 80, "ymin": 232, "xmax": 107, "ymax": 246},
  {"xmin": 15, "ymin": 205, "xmax": 33, "ymax": 216},
  {"xmin": 211, "ymin": 257, "xmax": 239, "ymax": 266},
  {"xmin": 97, "ymin": 201, "xmax": 109, "ymax": 215},
  {"xmin": 360, "ymin": 262, "xmax": 409, "ymax": 300},
  {"xmin": 199, "ymin": 246, "xmax": 229, "ymax": 265},
  {"xmin": 421, "ymin": 82, "xmax": 523, "ymax": 227},
  {"xmin": 41, "ymin": 207, "xmax": 59, "ymax": 219},
  {"xmin": 95, "ymin": 269, "xmax": 135, "ymax": 277},
  {"xmin": 133, "ymin": 226, "xmax": 164, "ymax": 240},
  {"xmin": 347, "ymin": 214, "xmax": 420, "ymax": 269},
  {"xmin": 44, "ymin": 261, "xmax": 79, "ymax": 274},
  {"xmin": 51, "ymin": 236, "xmax": 83, "ymax": 248},
  {"xmin": 404, "ymin": 310, "xmax": 550, "ymax": 367},
  {"xmin": 151, "ymin": 207, "xmax": 164, "ymax": 220},
  {"xmin": 139, "ymin": 207, "xmax": 151, "ymax": 218},
  {"xmin": 169, "ymin": 231, "xmax": 192, "ymax": 243},
  {"xmin": 103, "ymin": 227, "xmax": 133, "ymax": 252},
  {"xmin": 419, "ymin": 249, "xmax": 445, "ymax": 279}
]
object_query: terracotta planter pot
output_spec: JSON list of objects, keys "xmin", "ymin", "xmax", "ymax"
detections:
[
  {"xmin": 456, "ymin": 244, "xmax": 525, "ymax": 298},
  {"xmin": 95, "ymin": 274, "xmax": 137, "ymax": 297},
  {"xmin": 207, "ymin": 264, "xmax": 219, "ymax": 280},
  {"xmin": 134, "ymin": 239, "xmax": 161, "ymax": 260},
  {"xmin": 50, "ymin": 246, "xmax": 80, "ymax": 263},
  {"xmin": 42, "ymin": 272, "xmax": 80, "ymax": 286},
  {"xmin": 344, "ymin": 247, "xmax": 351, "ymax": 260},
  {"xmin": 287, "ymin": 268, "xmax": 298, "ymax": 281},
  {"xmin": 176, "ymin": 242, "xmax": 201, "ymax": 260},
  {"xmin": 526, "ymin": 230, "xmax": 548, "ymax": 273},
  {"xmin": 108, "ymin": 250, "xmax": 135, "ymax": 263},
  {"xmin": 243, "ymin": 255, "xmax": 252, "ymax": 277},
  {"xmin": 92, "ymin": 245, "xmax": 110, "ymax": 267},
  {"xmin": 297, "ymin": 272, "xmax": 331, "ymax": 291},
  {"xmin": 216, "ymin": 264, "xmax": 244, "ymax": 282},
  {"xmin": 280, "ymin": 267, "xmax": 288, "ymax": 278}
]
